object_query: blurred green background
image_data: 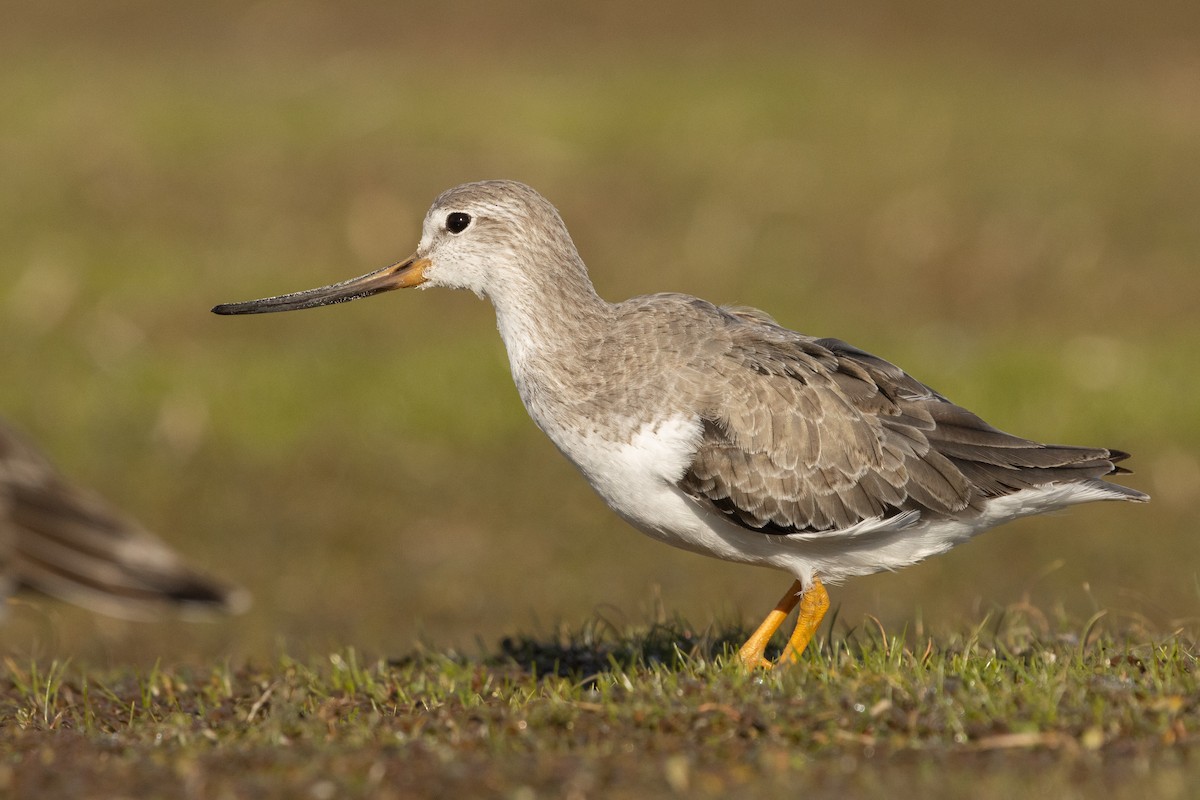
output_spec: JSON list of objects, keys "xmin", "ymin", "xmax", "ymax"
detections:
[{"xmin": 1, "ymin": 1, "xmax": 1196, "ymax": 666}]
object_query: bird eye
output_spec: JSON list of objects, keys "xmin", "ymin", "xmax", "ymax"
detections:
[{"xmin": 446, "ymin": 212, "xmax": 472, "ymax": 234}]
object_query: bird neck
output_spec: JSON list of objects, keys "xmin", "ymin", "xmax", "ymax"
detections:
[{"xmin": 488, "ymin": 258, "xmax": 612, "ymax": 373}]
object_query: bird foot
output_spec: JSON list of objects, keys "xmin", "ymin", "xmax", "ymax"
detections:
[{"xmin": 737, "ymin": 649, "xmax": 776, "ymax": 671}]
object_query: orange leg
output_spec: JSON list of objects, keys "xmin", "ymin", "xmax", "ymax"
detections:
[
  {"xmin": 737, "ymin": 579, "xmax": 802, "ymax": 669},
  {"xmin": 779, "ymin": 576, "xmax": 829, "ymax": 665},
  {"xmin": 737, "ymin": 577, "xmax": 829, "ymax": 670}
]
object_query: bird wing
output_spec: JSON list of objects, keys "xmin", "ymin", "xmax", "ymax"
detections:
[
  {"xmin": 678, "ymin": 308, "xmax": 1127, "ymax": 534},
  {"xmin": 0, "ymin": 422, "xmax": 247, "ymax": 619}
]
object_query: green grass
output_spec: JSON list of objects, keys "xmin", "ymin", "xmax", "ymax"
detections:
[{"xmin": 2, "ymin": 612, "xmax": 1196, "ymax": 798}]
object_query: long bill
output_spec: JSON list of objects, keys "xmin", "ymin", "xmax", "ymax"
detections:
[{"xmin": 211, "ymin": 255, "xmax": 431, "ymax": 315}]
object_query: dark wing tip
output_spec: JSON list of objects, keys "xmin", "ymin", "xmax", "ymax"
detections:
[
  {"xmin": 1104, "ymin": 448, "xmax": 1141, "ymax": 478},
  {"xmin": 170, "ymin": 580, "xmax": 253, "ymax": 618}
]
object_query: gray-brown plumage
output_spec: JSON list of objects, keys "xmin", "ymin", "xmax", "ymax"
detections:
[
  {"xmin": 212, "ymin": 179, "xmax": 1147, "ymax": 668},
  {"xmin": 0, "ymin": 421, "xmax": 249, "ymax": 620},
  {"xmin": 677, "ymin": 318, "xmax": 1141, "ymax": 535}
]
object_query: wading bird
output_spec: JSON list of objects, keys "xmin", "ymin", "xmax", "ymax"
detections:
[{"xmin": 214, "ymin": 181, "xmax": 1146, "ymax": 668}]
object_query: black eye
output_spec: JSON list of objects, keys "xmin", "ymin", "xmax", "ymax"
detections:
[{"xmin": 446, "ymin": 212, "xmax": 472, "ymax": 234}]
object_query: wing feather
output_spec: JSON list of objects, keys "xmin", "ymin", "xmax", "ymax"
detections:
[
  {"xmin": 0, "ymin": 421, "xmax": 248, "ymax": 619},
  {"xmin": 678, "ymin": 309, "xmax": 1134, "ymax": 535}
]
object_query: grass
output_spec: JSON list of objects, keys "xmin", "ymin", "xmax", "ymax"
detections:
[{"xmin": 2, "ymin": 611, "xmax": 1196, "ymax": 798}]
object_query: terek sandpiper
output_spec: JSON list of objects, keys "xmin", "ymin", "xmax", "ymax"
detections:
[
  {"xmin": 214, "ymin": 180, "xmax": 1147, "ymax": 668},
  {"xmin": 0, "ymin": 420, "xmax": 249, "ymax": 620}
]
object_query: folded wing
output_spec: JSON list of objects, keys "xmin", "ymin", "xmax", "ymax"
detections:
[{"xmin": 679, "ymin": 309, "xmax": 1141, "ymax": 535}]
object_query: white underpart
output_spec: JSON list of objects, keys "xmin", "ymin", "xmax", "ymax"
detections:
[{"xmin": 530, "ymin": 412, "xmax": 1131, "ymax": 586}]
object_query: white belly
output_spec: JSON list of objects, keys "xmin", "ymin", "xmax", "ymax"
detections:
[{"xmin": 542, "ymin": 414, "xmax": 709, "ymax": 546}]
